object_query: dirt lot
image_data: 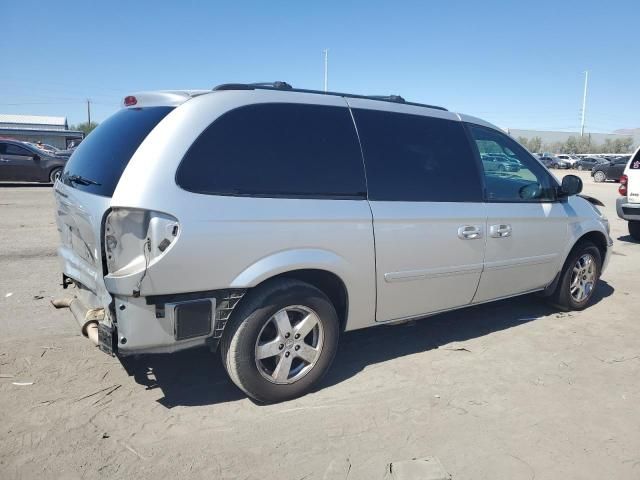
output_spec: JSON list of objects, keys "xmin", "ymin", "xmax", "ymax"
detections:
[{"xmin": 1, "ymin": 171, "xmax": 639, "ymax": 479}]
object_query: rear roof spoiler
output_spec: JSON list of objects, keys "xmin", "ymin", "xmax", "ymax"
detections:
[{"xmin": 121, "ymin": 90, "xmax": 209, "ymax": 108}]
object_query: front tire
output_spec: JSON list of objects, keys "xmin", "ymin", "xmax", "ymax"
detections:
[
  {"xmin": 551, "ymin": 242, "xmax": 601, "ymax": 311},
  {"xmin": 629, "ymin": 221, "xmax": 640, "ymax": 241},
  {"xmin": 220, "ymin": 279, "xmax": 340, "ymax": 403}
]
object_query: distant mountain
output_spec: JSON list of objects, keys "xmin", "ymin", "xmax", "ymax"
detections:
[{"xmin": 614, "ymin": 128, "xmax": 640, "ymax": 135}]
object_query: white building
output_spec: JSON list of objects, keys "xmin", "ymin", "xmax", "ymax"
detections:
[{"xmin": 0, "ymin": 114, "xmax": 84, "ymax": 149}]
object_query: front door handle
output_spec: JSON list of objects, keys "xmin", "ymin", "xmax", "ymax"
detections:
[
  {"xmin": 458, "ymin": 225, "xmax": 483, "ymax": 240},
  {"xmin": 490, "ymin": 224, "xmax": 512, "ymax": 238}
]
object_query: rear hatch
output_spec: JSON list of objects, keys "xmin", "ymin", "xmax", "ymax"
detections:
[
  {"xmin": 627, "ymin": 150, "xmax": 640, "ymax": 203},
  {"xmin": 55, "ymin": 106, "xmax": 174, "ymax": 298}
]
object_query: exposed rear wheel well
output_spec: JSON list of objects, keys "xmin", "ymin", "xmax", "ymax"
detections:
[{"xmin": 252, "ymin": 269, "xmax": 348, "ymax": 331}]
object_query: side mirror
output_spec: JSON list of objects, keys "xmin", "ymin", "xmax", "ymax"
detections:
[{"xmin": 560, "ymin": 174, "xmax": 582, "ymax": 196}]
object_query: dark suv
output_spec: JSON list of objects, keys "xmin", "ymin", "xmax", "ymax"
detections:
[
  {"xmin": 0, "ymin": 140, "xmax": 68, "ymax": 183},
  {"xmin": 591, "ymin": 157, "xmax": 630, "ymax": 183}
]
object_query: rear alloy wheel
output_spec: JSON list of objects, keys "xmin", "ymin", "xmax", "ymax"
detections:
[
  {"xmin": 551, "ymin": 242, "xmax": 601, "ymax": 311},
  {"xmin": 221, "ymin": 279, "xmax": 340, "ymax": 403},
  {"xmin": 593, "ymin": 170, "xmax": 606, "ymax": 183},
  {"xmin": 49, "ymin": 167, "xmax": 63, "ymax": 184},
  {"xmin": 629, "ymin": 221, "xmax": 640, "ymax": 241},
  {"xmin": 577, "ymin": 165, "xmax": 584, "ymax": 171}
]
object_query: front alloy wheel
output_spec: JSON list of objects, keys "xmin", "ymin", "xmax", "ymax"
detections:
[
  {"xmin": 569, "ymin": 254, "xmax": 597, "ymax": 302},
  {"xmin": 551, "ymin": 241, "xmax": 601, "ymax": 311}
]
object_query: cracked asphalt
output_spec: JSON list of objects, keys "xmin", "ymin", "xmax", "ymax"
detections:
[{"xmin": 1, "ymin": 171, "xmax": 639, "ymax": 479}]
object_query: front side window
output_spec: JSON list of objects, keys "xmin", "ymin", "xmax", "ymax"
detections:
[
  {"xmin": 352, "ymin": 109, "xmax": 483, "ymax": 202},
  {"xmin": 468, "ymin": 124, "xmax": 557, "ymax": 202},
  {"xmin": 176, "ymin": 103, "xmax": 366, "ymax": 198}
]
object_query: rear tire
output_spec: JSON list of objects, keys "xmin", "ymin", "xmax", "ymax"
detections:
[
  {"xmin": 49, "ymin": 167, "xmax": 62, "ymax": 184},
  {"xmin": 577, "ymin": 165, "xmax": 584, "ymax": 171},
  {"xmin": 593, "ymin": 170, "xmax": 606, "ymax": 183},
  {"xmin": 550, "ymin": 242, "xmax": 601, "ymax": 311},
  {"xmin": 220, "ymin": 279, "xmax": 340, "ymax": 403},
  {"xmin": 629, "ymin": 221, "xmax": 640, "ymax": 241}
]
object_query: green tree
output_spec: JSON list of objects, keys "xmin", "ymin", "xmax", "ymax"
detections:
[
  {"xmin": 70, "ymin": 121, "xmax": 99, "ymax": 135},
  {"xmin": 528, "ymin": 136, "xmax": 542, "ymax": 153}
]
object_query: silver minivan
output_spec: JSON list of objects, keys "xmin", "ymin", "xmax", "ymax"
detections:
[{"xmin": 54, "ymin": 82, "xmax": 612, "ymax": 402}]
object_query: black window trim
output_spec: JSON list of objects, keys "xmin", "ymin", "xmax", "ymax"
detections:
[
  {"xmin": 464, "ymin": 122, "xmax": 561, "ymax": 204},
  {"xmin": 175, "ymin": 102, "xmax": 368, "ymax": 200}
]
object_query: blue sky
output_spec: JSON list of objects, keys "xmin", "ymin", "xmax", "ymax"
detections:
[{"xmin": 1, "ymin": 0, "xmax": 638, "ymax": 132}]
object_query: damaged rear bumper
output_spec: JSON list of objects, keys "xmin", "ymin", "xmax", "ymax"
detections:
[{"xmin": 56, "ymin": 277, "xmax": 245, "ymax": 357}]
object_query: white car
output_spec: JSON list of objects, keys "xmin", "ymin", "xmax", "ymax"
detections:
[
  {"xmin": 556, "ymin": 154, "xmax": 579, "ymax": 168},
  {"xmin": 54, "ymin": 82, "xmax": 612, "ymax": 402},
  {"xmin": 616, "ymin": 148, "xmax": 640, "ymax": 239}
]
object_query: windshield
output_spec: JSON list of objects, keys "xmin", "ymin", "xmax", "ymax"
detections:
[{"xmin": 62, "ymin": 106, "xmax": 174, "ymax": 196}]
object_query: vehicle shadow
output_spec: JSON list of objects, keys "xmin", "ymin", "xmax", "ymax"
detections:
[
  {"xmin": 617, "ymin": 234, "xmax": 639, "ymax": 244},
  {"xmin": 121, "ymin": 280, "xmax": 614, "ymax": 408},
  {"xmin": 0, "ymin": 182, "xmax": 52, "ymax": 188}
]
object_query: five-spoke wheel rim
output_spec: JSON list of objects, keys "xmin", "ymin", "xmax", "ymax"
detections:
[
  {"xmin": 254, "ymin": 305, "xmax": 324, "ymax": 385},
  {"xmin": 570, "ymin": 253, "xmax": 597, "ymax": 302}
]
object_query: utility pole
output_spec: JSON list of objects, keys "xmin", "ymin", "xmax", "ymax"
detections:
[
  {"xmin": 323, "ymin": 49, "xmax": 328, "ymax": 92},
  {"xmin": 580, "ymin": 71, "xmax": 588, "ymax": 137},
  {"xmin": 87, "ymin": 99, "xmax": 91, "ymax": 126}
]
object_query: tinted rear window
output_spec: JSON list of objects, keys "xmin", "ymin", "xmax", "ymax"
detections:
[
  {"xmin": 176, "ymin": 103, "xmax": 366, "ymax": 198},
  {"xmin": 352, "ymin": 109, "xmax": 483, "ymax": 202},
  {"xmin": 62, "ymin": 107, "xmax": 173, "ymax": 196}
]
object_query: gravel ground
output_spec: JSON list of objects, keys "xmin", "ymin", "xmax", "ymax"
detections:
[{"xmin": 1, "ymin": 171, "xmax": 639, "ymax": 479}]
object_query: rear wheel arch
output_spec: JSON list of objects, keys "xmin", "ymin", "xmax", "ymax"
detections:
[{"xmin": 232, "ymin": 269, "xmax": 349, "ymax": 333}]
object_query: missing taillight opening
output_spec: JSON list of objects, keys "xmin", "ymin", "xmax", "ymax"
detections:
[{"xmin": 103, "ymin": 208, "xmax": 179, "ymax": 276}]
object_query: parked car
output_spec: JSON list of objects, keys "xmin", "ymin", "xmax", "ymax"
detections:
[
  {"xmin": 616, "ymin": 151, "xmax": 640, "ymax": 239},
  {"xmin": 575, "ymin": 157, "xmax": 606, "ymax": 171},
  {"xmin": 54, "ymin": 82, "xmax": 612, "ymax": 402},
  {"xmin": 540, "ymin": 156, "xmax": 569, "ymax": 169},
  {"xmin": 591, "ymin": 156, "xmax": 629, "ymax": 182},
  {"xmin": 481, "ymin": 153, "xmax": 520, "ymax": 172},
  {"xmin": 0, "ymin": 139, "xmax": 68, "ymax": 183},
  {"xmin": 556, "ymin": 154, "xmax": 579, "ymax": 168}
]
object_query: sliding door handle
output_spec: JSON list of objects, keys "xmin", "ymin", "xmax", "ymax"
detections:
[
  {"xmin": 458, "ymin": 225, "xmax": 483, "ymax": 240},
  {"xmin": 490, "ymin": 224, "xmax": 512, "ymax": 238}
]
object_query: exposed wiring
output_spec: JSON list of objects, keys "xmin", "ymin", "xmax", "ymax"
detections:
[{"xmin": 133, "ymin": 238, "xmax": 151, "ymax": 297}]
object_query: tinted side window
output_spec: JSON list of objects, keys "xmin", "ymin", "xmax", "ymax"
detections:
[
  {"xmin": 467, "ymin": 124, "xmax": 557, "ymax": 202},
  {"xmin": 6, "ymin": 144, "xmax": 31, "ymax": 156},
  {"xmin": 352, "ymin": 109, "xmax": 482, "ymax": 202},
  {"xmin": 176, "ymin": 103, "xmax": 366, "ymax": 198}
]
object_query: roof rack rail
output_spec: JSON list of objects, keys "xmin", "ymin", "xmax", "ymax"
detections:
[
  {"xmin": 214, "ymin": 81, "xmax": 292, "ymax": 91},
  {"xmin": 211, "ymin": 82, "xmax": 447, "ymax": 111},
  {"xmin": 367, "ymin": 95, "xmax": 406, "ymax": 104}
]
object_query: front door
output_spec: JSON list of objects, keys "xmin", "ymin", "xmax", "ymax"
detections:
[
  {"xmin": 348, "ymin": 101, "xmax": 487, "ymax": 322},
  {"xmin": 0, "ymin": 143, "xmax": 39, "ymax": 181},
  {"xmin": 467, "ymin": 125, "xmax": 569, "ymax": 302}
]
